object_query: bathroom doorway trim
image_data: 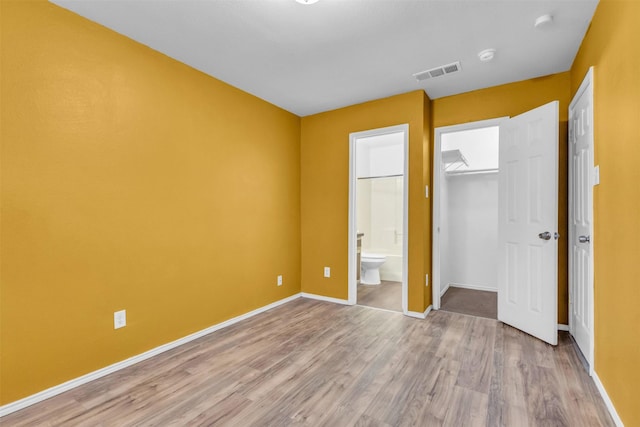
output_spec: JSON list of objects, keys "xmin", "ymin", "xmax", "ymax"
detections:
[{"xmin": 348, "ymin": 124, "xmax": 409, "ymax": 314}]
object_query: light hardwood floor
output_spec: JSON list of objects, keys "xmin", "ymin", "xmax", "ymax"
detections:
[
  {"xmin": 2, "ymin": 299, "xmax": 613, "ymax": 426},
  {"xmin": 357, "ymin": 280, "xmax": 402, "ymax": 312}
]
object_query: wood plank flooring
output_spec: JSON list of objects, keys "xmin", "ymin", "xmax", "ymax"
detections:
[
  {"xmin": 2, "ymin": 299, "xmax": 614, "ymax": 426},
  {"xmin": 440, "ymin": 286, "xmax": 498, "ymax": 320},
  {"xmin": 357, "ymin": 280, "xmax": 402, "ymax": 312}
]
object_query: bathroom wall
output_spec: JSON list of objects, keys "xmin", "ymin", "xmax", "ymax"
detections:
[
  {"xmin": 356, "ymin": 132, "xmax": 404, "ymax": 282},
  {"xmin": 356, "ymin": 133, "xmax": 404, "ymax": 178},
  {"xmin": 357, "ymin": 176, "xmax": 404, "ymax": 281}
]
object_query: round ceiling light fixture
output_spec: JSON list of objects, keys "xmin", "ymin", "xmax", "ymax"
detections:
[
  {"xmin": 478, "ymin": 48, "xmax": 496, "ymax": 62},
  {"xmin": 534, "ymin": 14, "xmax": 554, "ymax": 28},
  {"xmin": 295, "ymin": 0, "xmax": 320, "ymax": 4}
]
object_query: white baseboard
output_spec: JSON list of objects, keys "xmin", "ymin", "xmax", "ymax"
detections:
[
  {"xmin": 557, "ymin": 324, "xmax": 569, "ymax": 331},
  {"xmin": 357, "ymin": 305, "xmax": 402, "ymax": 315},
  {"xmin": 0, "ymin": 293, "xmax": 302, "ymax": 418},
  {"xmin": 440, "ymin": 283, "xmax": 450, "ymax": 297},
  {"xmin": 449, "ymin": 282, "xmax": 497, "ymax": 293},
  {"xmin": 380, "ymin": 273, "xmax": 403, "ymax": 282},
  {"xmin": 593, "ymin": 371, "xmax": 624, "ymax": 427},
  {"xmin": 405, "ymin": 305, "xmax": 432, "ymax": 319},
  {"xmin": 300, "ymin": 292, "xmax": 351, "ymax": 305},
  {"xmin": 3, "ymin": 293, "xmax": 615, "ymax": 424}
]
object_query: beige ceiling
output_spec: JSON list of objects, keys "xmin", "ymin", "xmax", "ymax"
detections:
[{"xmin": 50, "ymin": 0, "xmax": 599, "ymax": 116}]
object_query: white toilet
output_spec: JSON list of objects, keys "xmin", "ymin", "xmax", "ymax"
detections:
[{"xmin": 360, "ymin": 253, "xmax": 386, "ymax": 285}]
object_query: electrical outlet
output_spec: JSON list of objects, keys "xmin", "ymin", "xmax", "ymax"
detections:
[
  {"xmin": 114, "ymin": 310, "xmax": 126, "ymax": 329},
  {"xmin": 277, "ymin": 275, "xmax": 283, "ymax": 286},
  {"xmin": 324, "ymin": 267, "xmax": 331, "ymax": 278},
  {"xmin": 425, "ymin": 274, "xmax": 429, "ymax": 287}
]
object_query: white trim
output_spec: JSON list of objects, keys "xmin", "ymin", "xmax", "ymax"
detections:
[
  {"xmin": 405, "ymin": 305, "xmax": 432, "ymax": 319},
  {"xmin": 440, "ymin": 283, "xmax": 450, "ymax": 297},
  {"xmin": 357, "ymin": 305, "xmax": 403, "ymax": 315},
  {"xmin": 593, "ymin": 371, "xmax": 625, "ymax": 427},
  {"xmin": 432, "ymin": 117, "xmax": 508, "ymax": 310},
  {"xmin": 425, "ymin": 305, "xmax": 433, "ymax": 317},
  {"xmin": 448, "ymin": 283, "xmax": 498, "ymax": 293},
  {"xmin": 348, "ymin": 124, "xmax": 409, "ymax": 313},
  {"xmin": 568, "ymin": 66, "xmax": 595, "ymax": 376},
  {"xmin": 301, "ymin": 292, "xmax": 351, "ymax": 305},
  {"xmin": 557, "ymin": 324, "xmax": 569, "ymax": 331},
  {"xmin": 0, "ymin": 293, "xmax": 302, "ymax": 418}
]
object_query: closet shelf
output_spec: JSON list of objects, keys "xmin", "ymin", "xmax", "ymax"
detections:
[{"xmin": 442, "ymin": 149, "xmax": 468, "ymax": 171}]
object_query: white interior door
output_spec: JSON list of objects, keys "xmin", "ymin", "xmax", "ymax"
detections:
[
  {"xmin": 569, "ymin": 69, "xmax": 594, "ymax": 368},
  {"xmin": 498, "ymin": 101, "xmax": 559, "ymax": 345}
]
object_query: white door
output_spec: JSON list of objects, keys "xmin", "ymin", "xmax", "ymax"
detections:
[
  {"xmin": 569, "ymin": 69, "xmax": 594, "ymax": 368},
  {"xmin": 498, "ymin": 101, "xmax": 559, "ymax": 345}
]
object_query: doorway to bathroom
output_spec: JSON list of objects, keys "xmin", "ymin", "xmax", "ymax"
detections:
[
  {"xmin": 348, "ymin": 124, "xmax": 408, "ymax": 314},
  {"xmin": 432, "ymin": 119, "xmax": 503, "ymax": 320}
]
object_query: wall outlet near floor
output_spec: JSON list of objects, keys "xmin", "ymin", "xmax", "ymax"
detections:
[
  {"xmin": 324, "ymin": 267, "xmax": 331, "ymax": 278},
  {"xmin": 114, "ymin": 310, "xmax": 126, "ymax": 329},
  {"xmin": 425, "ymin": 274, "xmax": 429, "ymax": 287},
  {"xmin": 277, "ymin": 275, "xmax": 283, "ymax": 286}
]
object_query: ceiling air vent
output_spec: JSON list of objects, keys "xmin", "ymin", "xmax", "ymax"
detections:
[{"xmin": 413, "ymin": 61, "xmax": 461, "ymax": 81}]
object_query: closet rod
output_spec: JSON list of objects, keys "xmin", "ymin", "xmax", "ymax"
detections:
[{"xmin": 445, "ymin": 168, "xmax": 498, "ymax": 176}]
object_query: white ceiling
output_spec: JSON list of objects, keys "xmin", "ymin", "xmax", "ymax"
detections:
[{"xmin": 50, "ymin": 0, "xmax": 599, "ymax": 117}]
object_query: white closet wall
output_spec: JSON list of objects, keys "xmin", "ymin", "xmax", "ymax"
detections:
[
  {"xmin": 440, "ymin": 169, "xmax": 452, "ymax": 293},
  {"xmin": 443, "ymin": 172, "xmax": 498, "ymax": 291}
]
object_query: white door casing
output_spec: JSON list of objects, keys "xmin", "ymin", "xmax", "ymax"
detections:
[
  {"xmin": 498, "ymin": 101, "xmax": 559, "ymax": 346},
  {"xmin": 569, "ymin": 67, "xmax": 594, "ymax": 372},
  {"xmin": 432, "ymin": 117, "xmax": 507, "ymax": 310},
  {"xmin": 348, "ymin": 124, "xmax": 409, "ymax": 313}
]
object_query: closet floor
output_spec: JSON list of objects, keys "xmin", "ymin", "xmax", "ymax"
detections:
[
  {"xmin": 357, "ymin": 280, "xmax": 402, "ymax": 312},
  {"xmin": 441, "ymin": 286, "xmax": 497, "ymax": 319}
]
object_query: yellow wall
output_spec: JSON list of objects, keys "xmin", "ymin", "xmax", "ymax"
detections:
[
  {"xmin": 300, "ymin": 91, "xmax": 431, "ymax": 313},
  {"xmin": 433, "ymin": 73, "xmax": 571, "ymax": 128},
  {"xmin": 571, "ymin": 0, "xmax": 640, "ymax": 424},
  {"xmin": 0, "ymin": 0, "xmax": 301, "ymax": 404},
  {"xmin": 3, "ymin": 1, "xmax": 637, "ymax": 421},
  {"xmin": 432, "ymin": 73, "xmax": 571, "ymax": 324}
]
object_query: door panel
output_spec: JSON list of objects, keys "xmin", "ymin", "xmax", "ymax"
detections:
[
  {"xmin": 498, "ymin": 101, "xmax": 559, "ymax": 345},
  {"xmin": 569, "ymin": 76, "xmax": 594, "ymax": 364}
]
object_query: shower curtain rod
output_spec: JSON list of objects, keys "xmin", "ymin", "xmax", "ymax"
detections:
[{"xmin": 357, "ymin": 173, "xmax": 403, "ymax": 180}]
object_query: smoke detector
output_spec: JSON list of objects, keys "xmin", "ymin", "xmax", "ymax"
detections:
[
  {"xmin": 535, "ymin": 14, "xmax": 554, "ymax": 28},
  {"xmin": 478, "ymin": 49, "xmax": 496, "ymax": 62},
  {"xmin": 296, "ymin": 0, "xmax": 319, "ymax": 4},
  {"xmin": 413, "ymin": 61, "xmax": 461, "ymax": 81}
]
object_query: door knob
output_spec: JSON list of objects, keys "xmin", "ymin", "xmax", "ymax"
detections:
[
  {"xmin": 538, "ymin": 231, "xmax": 552, "ymax": 240},
  {"xmin": 578, "ymin": 235, "xmax": 591, "ymax": 243}
]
